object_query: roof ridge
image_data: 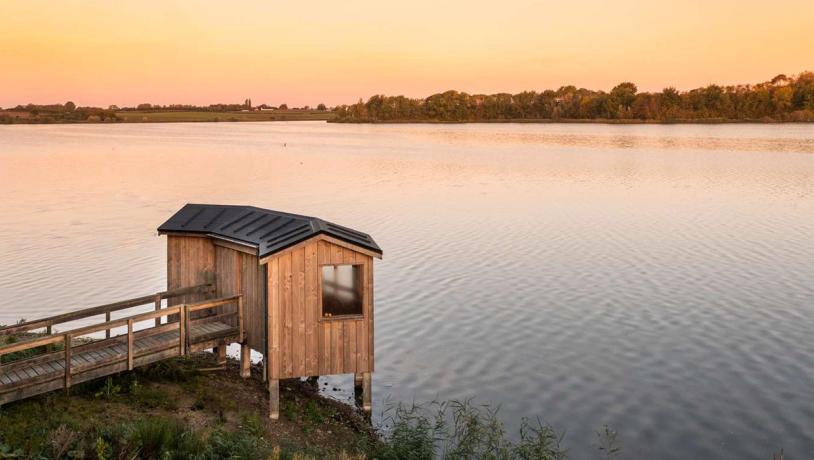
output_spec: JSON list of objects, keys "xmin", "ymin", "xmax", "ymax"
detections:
[{"xmin": 157, "ymin": 204, "xmax": 381, "ymax": 258}]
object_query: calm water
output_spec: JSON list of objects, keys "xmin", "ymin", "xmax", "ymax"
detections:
[{"xmin": 1, "ymin": 122, "xmax": 813, "ymax": 459}]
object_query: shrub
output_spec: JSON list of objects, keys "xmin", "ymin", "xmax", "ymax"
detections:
[{"xmin": 373, "ymin": 399, "xmax": 567, "ymax": 460}]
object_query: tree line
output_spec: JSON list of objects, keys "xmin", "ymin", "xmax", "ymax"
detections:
[
  {"xmin": 332, "ymin": 72, "xmax": 814, "ymax": 123},
  {"xmin": 0, "ymin": 102, "xmax": 119, "ymax": 124}
]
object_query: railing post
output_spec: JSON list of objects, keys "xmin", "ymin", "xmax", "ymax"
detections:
[
  {"xmin": 64, "ymin": 334, "xmax": 72, "ymax": 390},
  {"xmin": 183, "ymin": 304, "xmax": 191, "ymax": 355},
  {"xmin": 238, "ymin": 294, "xmax": 245, "ymax": 344},
  {"xmin": 179, "ymin": 305, "xmax": 186, "ymax": 356},
  {"xmin": 127, "ymin": 319, "xmax": 134, "ymax": 371},
  {"xmin": 154, "ymin": 294, "xmax": 162, "ymax": 328},
  {"xmin": 105, "ymin": 312, "xmax": 111, "ymax": 339},
  {"xmin": 46, "ymin": 324, "xmax": 53, "ymax": 352}
]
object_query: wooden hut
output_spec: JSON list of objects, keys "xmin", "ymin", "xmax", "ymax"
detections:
[{"xmin": 158, "ymin": 204, "xmax": 382, "ymax": 418}]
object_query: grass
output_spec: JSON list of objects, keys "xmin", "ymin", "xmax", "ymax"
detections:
[
  {"xmin": 0, "ymin": 351, "xmax": 586, "ymax": 459},
  {"xmin": 115, "ymin": 110, "xmax": 334, "ymax": 123},
  {"xmin": 0, "ymin": 354, "xmax": 375, "ymax": 459}
]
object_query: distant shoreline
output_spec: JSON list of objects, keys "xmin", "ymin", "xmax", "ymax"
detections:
[
  {"xmin": 0, "ymin": 109, "xmax": 334, "ymax": 125},
  {"xmin": 329, "ymin": 118, "xmax": 814, "ymax": 125},
  {"xmin": 3, "ymin": 115, "xmax": 813, "ymax": 126}
]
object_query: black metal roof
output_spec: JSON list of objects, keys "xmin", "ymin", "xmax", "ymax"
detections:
[{"xmin": 158, "ymin": 204, "xmax": 381, "ymax": 259}]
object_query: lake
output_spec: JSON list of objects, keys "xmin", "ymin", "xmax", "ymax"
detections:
[{"xmin": 1, "ymin": 121, "xmax": 813, "ymax": 459}]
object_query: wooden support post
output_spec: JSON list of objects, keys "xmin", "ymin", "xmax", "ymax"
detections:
[
  {"xmin": 354, "ymin": 373, "xmax": 364, "ymax": 409},
  {"xmin": 64, "ymin": 334, "xmax": 72, "ymax": 390},
  {"xmin": 269, "ymin": 379, "xmax": 280, "ymax": 419},
  {"xmin": 216, "ymin": 344, "xmax": 227, "ymax": 365},
  {"xmin": 127, "ymin": 319, "xmax": 134, "ymax": 371},
  {"xmin": 262, "ymin": 356, "xmax": 267, "ymax": 383},
  {"xmin": 154, "ymin": 294, "xmax": 162, "ymax": 328},
  {"xmin": 362, "ymin": 372, "xmax": 372, "ymax": 412},
  {"xmin": 46, "ymin": 324, "xmax": 53, "ymax": 352},
  {"xmin": 240, "ymin": 343, "xmax": 251, "ymax": 379},
  {"xmin": 179, "ymin": 305, "xmax": 186, "ymax": 356},
  {"xmin": 237, "ymin": 295, "xmax": 245, "ymax": 344},
  {"xmin": 105, "ymin": 312, "xmax": 111, "ymax": 339},
  {"xmin": 183, "ymin": 305, "xmax": 191, "ymax": 354}
]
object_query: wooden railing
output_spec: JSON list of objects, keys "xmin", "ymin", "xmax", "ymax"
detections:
[
  {"xmin": 0, "ymin": 283, "xmax": 215, "ymax": 336},
  {"xmin": 0, "ymin": 286, "xmax": 244, "ymax": 397}
]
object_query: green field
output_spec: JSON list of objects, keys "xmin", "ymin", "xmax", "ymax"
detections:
[{"xmin": 115, "ymin": 109, "xmax": 334, "ymax": 123}]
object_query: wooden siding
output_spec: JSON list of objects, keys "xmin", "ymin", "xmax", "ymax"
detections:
[
  {"xmin": 214, "ymin": 245, "xmax": 266, "ymax": 352},
  {"xmin": 265, "ymin": 237, "xmax": 374, "ymax": 379},
  {"xmin": 167, "ymin": 236, "xmax": 215, "ymax": 308}
]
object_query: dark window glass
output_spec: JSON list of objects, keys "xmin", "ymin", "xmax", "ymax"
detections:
[{"xmin": 321, "ymin": 264, "xmax": 363, "ymax": 317}]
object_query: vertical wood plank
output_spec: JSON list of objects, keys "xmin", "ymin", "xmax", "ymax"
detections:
[
  {"xmin": 127, "ymin": 319, "xmax": 134, "ymax": 370},
  {"xmin": 356, "ymin": 318, "xmax": 367, "ymax": 372},
  {"xmin": 319, "ymin": 323, "xmax": 331, "ymax": 375},
  {"xmin": 345, "ymin": 321, "xmax": 356, "ymax": 374},
  {"xmin": 179, "ymin": 305, "xmax": 186, "ymax": 355},
  {"xmin": 332, "ymin": 244, "xmax": 343, "ymax": 265},
  {"xmin": 292, "ymin": 247, "xmax": 306, "ymax": 377},
  {"xmin": 154, "ymin": 294, "xmax": 162, "ymax": 328},
  {"xmin": 269, "ymin": 258, "xmax": 281, "ymax": 381},
  {"xmin": 64, "ymin": 334, "xmax": 72, "ymax": 389},
  {"xmin": 281, "ymin": 253, "xmax": 293, "ymax": 378},
  {"xmin": 367, "ymin": 256, "xmax": 374, "ymax": 372},
  {"xmin": 331, "ymin": 321, "xmax": 344, "ymax": 375},
  {"xmin": 238, "ymin": 294, "xmax": 245, "ymax": 343},
  {"xmin": 304, "ymin": 241, "xmax": 318, "ymax": 375}
]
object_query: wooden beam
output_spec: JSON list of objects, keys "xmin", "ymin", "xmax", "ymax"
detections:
[
  {"xmin": 187, "ymin": 295, "xmax": 242, "ymax": 313},
  {"xmin": 240, "ymin": 344, "xmax": 251, "ymax": 379},
  {"xmin": 0, "ymin": 284, "xmax": 214, "ymax": 335},
  {"xmin": 213, "ymin": 238, "xmax": 258, "ymax": 256},
  {"xmin": 362, "ymin": 372, "xmax": 372, "ymax": 412},
  {"xmin": 0, "ymin": 335, "xmax": 65, "ymax": 357},
  {"xmin": 154, "ymin": 294, "xmax": 162, "ymax": 328},
  {"xmin": 64, "ymin": 335, "xmax": 72, "ymax": 389},
  {"xmin": 238, "ymin": 295, "xmax": 245, "ymax": 344},
  {"xmin": 216, "ymin": 345, "xmax": 227, "ymax": 365},
  {"xmin": 179, "ymin": 305, "xmax": 186, "ymax": 356},
  {"xmin": 269, "ymin": 379, "xmax": 279, "ymax": 419},
  {"xmin": 127, "ymin": 319, "xmax": 134, "ymax": 371}
]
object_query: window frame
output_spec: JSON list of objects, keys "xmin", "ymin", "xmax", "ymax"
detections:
[{"xmin": 318, "ymin": 262, "xmax": 365, "ymax": 321}]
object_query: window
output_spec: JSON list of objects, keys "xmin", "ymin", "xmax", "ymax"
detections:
[{"xmin": 321, "ymin": 264, "xmax": 363, "ymax": 318}]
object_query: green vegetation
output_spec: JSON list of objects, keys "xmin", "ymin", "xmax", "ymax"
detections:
[
  {"xmin": 332, "ymin": 72, "xmax": 814, "ymax": 123},
  {"xmin": 0, "ymin": 352, "xmax": 589, "ymax": 460},
  {"xmin": 0, "ymin": 102, "xmax": 118, "ymax": 124},
  {"xmin": 115, "ymin": 110, "xmax": 333, "ymax": 123},
  {"xmin": 0, "ymin": 355, "xmax": 374, "ymax": 459},
  {"xmin": 0, "ymin": 99, "xmax": 333, "ymax": 124}
]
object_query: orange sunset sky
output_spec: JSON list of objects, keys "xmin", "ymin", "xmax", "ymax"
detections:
[{"xmin": 2, "ymin": 0, "xmax": 812, "ymax": 108}]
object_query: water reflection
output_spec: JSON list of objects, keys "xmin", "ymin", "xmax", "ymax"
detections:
[{"xmin": 1, "ymin": 122, "xmax": 813, "ymax": 459}]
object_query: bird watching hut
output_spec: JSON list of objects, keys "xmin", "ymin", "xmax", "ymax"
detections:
[{"xmin": 158, "ymin": 204, "xmax": 382, "ymax": 418}]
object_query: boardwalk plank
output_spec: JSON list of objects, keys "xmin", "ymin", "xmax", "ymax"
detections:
[{"xmin": 2, "ymin": 320, "xmax": 237, "ymax": 405}]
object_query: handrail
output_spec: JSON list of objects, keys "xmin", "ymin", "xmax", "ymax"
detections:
[
  {"xmin": 1, "ymin": 295, "xmax": 241, "ymax": 358},
  {"xmin": 183, "ymin": 294, "xmax": 244, "ymax": 347},
  {"xmin": 186, "ymin": 295, "xmax": 241, "ymax": 313},
  {"xmin": 0, "ymin": 334, "xmax": 65, "ymax": 357},
  {"xmin": 0, "ymin": 283, "xmax": 214, "ymax": 335}
]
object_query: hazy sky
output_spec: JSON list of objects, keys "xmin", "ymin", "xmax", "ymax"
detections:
[{"xmin": 2, "ymin": 0, "xmax": 812, "ymax": 107}]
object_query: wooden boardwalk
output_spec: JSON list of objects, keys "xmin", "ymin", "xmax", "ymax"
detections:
[{"xmin": 0, "ymin": 284, "xmax": 245, "ymax": 406}]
